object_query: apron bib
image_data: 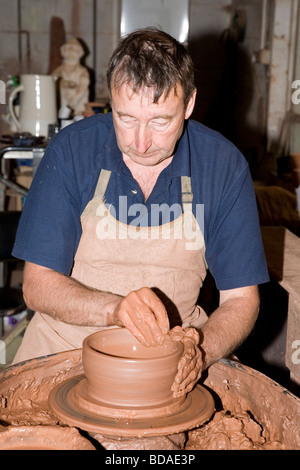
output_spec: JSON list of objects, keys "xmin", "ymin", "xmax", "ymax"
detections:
[{"xmin": 13, "ymin": 170, "xmax": 208, "ymax": 363}]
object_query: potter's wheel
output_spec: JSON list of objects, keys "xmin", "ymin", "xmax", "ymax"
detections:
[{"xmin": 49, "ymin": 374, "xmax": 215, "ymax": 437}]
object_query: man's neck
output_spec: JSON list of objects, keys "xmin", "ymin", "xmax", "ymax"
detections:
[{"xmin": 123, "ymin": 154, "xmax": 173, "ymax": 201}]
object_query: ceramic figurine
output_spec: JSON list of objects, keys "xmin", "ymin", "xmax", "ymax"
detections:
[{"xmin": 52, "ymin": 38, "xmax": 90, "ymax": 116}]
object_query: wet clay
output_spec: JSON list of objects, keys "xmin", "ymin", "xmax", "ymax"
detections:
[
  {"xmin": 49, "ymin": 375, "xmax": 214, "ymax": 437},
  {"xmin": 186, "ymin": 410, "xmax": 287, "ymax": 450},
  {"xmin": 48, "ymin": 328, "xmax": 215, "ymax": 437},
  {"xmin": 0, "ymin": 347, "xmax": 299, "ymax": 449},
  {"xmin": 82, "ymin": 328, "xmax": 185, "ymax": 409},
  {"xmin": 187, "ymin": 359, "xmax": 300, "ymax": 450},
  {"xmin": 0, "ymin": 349, "xmax": 83, "ymax": 426},
  {"xmin": 0, "ymin": 425, "xmax": 95, "ymax": 450}
]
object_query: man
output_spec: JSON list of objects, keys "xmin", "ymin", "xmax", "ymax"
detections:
[{"xmin": 12, "ymin": 28, "xmax": 269, "ymax": 398}]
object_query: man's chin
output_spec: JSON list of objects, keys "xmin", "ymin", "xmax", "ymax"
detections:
[{"xmin": 127, "ymin": 151, "xmax": 170, "ymax": 167}]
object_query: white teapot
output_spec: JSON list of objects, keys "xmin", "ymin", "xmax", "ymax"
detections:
[{"xmin": 8, "ymin": 74, "xmax": 57, "ymax": 137}]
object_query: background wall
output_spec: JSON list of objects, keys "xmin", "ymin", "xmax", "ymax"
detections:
[
  {"xmin": 189, "ymin": 0, "xmax": 271, "ymax": 174},
  {"xmin": 0, "ymin": 0, "xmax": 299, "ymax": 178},
  {"xmin": 0, "ymin": 0, "xmax": 120, "ymax": 100}
]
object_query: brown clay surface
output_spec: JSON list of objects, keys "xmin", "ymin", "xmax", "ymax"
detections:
[
  {"xmin": 0, "ymin": 425, "xmax": 95, "ymax": 450},
  {"xmin": 49, "ymin": 329, "xmax": 214, "ymax": 436},
  {"xmin": 49, "ymin": 377, "xmax": 214, "ymax": 437},
  {"xmin": 82, "ymin": 328, "xmax": 185, "ymax": 408},
  {"xmin": 189, "ymin": 358, "xmax": 300, "ymax": 450},
  {"xmin": 0, "ymin": 349, "xmax": 83, "ymax": 426},
  {"xmin": 0, "ymin": 348, "xmax": 299, "ymax": 449}
]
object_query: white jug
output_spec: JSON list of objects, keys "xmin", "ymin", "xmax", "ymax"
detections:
[{"xmin": 8, "ymin": 74, "xmax": 57, "ymax": 137}]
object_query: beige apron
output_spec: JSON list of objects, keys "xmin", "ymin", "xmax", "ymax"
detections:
[{"xmin": 13, "ymin": 170, "xmax": 208, "ymax": 364}]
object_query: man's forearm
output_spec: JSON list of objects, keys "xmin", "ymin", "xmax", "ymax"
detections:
[
  {"xmin": 23, "ymin": 262, "xmax": 169, "ymax": 346},
  {"xmin": 23, "ymin": 262, "xmax": 123, "ymax": 327},
  {"xmin": 200, "ymin": 286, "xmax": 260, "ymax": 369}
]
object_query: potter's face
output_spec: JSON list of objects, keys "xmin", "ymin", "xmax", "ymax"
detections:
[{"xmin": 111, "ymin": 83, "xmax": 196, "ymax": 166}]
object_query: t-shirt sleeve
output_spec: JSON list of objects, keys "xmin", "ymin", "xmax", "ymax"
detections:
[
  {"xmin": 12, "ymin": 145, "xmax": 82, "ymax": 275},
  {"xmin": 204, "ymin": 162, "xmax": 269, "ymax": 291}
]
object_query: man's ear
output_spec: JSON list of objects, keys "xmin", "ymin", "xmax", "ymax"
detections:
[{"xmin": 184, "ymin": 88, "xmax": 197, "ymax": 119}]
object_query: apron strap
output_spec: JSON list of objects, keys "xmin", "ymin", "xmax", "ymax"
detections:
[
  {"xmin": 181, "ymin": 176, "xmax": 193, "ymax": 211},
  {"xmin": 95, "ymin": 171, "xmax": 192, "ymax": 208},
  {"xmin": 94, "ymin": 169, "xmax": 112, "ymax": 201}
]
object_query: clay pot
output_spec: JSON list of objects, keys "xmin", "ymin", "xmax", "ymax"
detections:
[{"xmin": 82, "ymin": 328, "xmax": 184, "ymax": 409}]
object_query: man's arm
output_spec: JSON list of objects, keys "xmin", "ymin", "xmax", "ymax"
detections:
[
  {"xmin": 201, "ymin": 285, "xmax": 259, "ymax": 368},
  {"xmin": 22, "ymin": 261, "xmax": 169, "ymax": 346},
  {"xmin": 171, "ymin": 285, "xmax": 259, "ymax": 397}
]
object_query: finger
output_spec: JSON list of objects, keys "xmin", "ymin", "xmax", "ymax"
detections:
[
  {"xmin": 177, "ymin": 345, "xmax": 197, "ymax": 371},
  {"xmin": 128, "ymin": 303, "xmax": 166, "ymax": 346},
  {"xmin": 118, "ymin": 311, "xmax": 152, "ymax": 347},
  {"xmin": 173, "ymin": 360, "xmax": 195, "ymax": 387},
  {"xmin": 116, "ymin": 288, "xmax": 169, "ymax": 346},
  {"xmin": 118, "ymin": 300, "xmax": 165, "ymax": 346},
  {"xmin": 172, "ymin": 368, "xmax": 199, "ymax": 397},
  {"xmin": 129, "ymin": 289, "xmax": 169, "ymax": 344},
  {"xmin": 139, "ymin": 288, "xmax": 170, "ymax": 335},
  {"xmin": 177, "ymin": 368, "xmax": 199, "ymax": 390},
  {"xmin": 171, "ymin": 349, "xmax": 202, "ymax": 395},
  {"xmin": 128, "ymin": 309, "xmax": 160, "ymax": 346}
]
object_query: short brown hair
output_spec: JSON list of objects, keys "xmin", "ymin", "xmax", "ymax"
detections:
[{"xmin": 106, "ymin": 28, "xmax": 195, "ymax": 107}]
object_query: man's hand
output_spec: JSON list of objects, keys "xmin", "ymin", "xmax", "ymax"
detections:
[
  {"xmin": 169, "ymin": 326, "xmax": 203, "ymax": 398},
  {"xmin": 113, "ymin": 287, "xmax": 170, "ymax": 347}
]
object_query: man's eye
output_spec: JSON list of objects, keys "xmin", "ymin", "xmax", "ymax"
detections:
[
  {"xmin": 151, "ymin": 120, "xmax": 169, "ymax": 128},
  {"xmin": 120, "ymin": 117, "xmax": 136, "ymax": 127}
]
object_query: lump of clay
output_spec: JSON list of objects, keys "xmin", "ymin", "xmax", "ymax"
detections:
[
  {"xmin": 90, "ymin": 432, "xmax": 186, "ymax": 451},
  {"xmin": 185, "ymin": 410, "xmax": 287, "ymax": 450}
]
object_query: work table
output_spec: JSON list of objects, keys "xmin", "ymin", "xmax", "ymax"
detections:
[{"xmin": 261, "ymin": 226, "xmax": 300, "ymax": 391}]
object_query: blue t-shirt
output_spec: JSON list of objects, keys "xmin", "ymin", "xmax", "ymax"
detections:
[{"xmin": 12, "ymin": 113, "xmax": 269, "ymax": 291}]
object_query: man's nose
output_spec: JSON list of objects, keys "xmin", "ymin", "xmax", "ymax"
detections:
[{"xmin": 135, "ymin": 125, "xmax": 152, "ymax": 154}]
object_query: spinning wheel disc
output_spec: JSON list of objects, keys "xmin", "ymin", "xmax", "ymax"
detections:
[{"xmin": 49, "ymin": 375, "xmax": 215, "ymax": 437}]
